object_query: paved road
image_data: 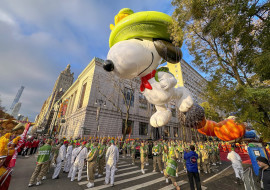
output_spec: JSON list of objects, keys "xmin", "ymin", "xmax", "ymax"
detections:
[{"xmin": 10, "ymin": 154, "xmax": 248, "ymax": 190}]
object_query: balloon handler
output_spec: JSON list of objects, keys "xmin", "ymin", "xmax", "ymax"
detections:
[
  {"xmin": 163, "ymin": 155, "xmax": 181, "ymax": 190},
  {"xmin": 28, "ymin": 139, "xmax": 52, "ymax": 187}
]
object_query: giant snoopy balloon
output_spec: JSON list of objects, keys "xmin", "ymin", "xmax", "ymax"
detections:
[{"xmin": 103, "ymin": 8, "xmax": 195, "ymax": 128}]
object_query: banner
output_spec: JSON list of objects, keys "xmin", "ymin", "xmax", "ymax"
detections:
[
  {"xmin": 8, "ymin": 122, "xmax": 31, "ymax": 168},
  {"xmin": 61, "ymin": 99, "xmax": 69, "ymax": 116}
]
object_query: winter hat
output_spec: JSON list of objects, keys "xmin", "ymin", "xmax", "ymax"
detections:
[
  {"xmin": 109, "ymin": 8, "xmax": 174, "ymax": 48},
  {"xmin": 64, "ymin": 140, "xmax": 69, "ymax": 144},
  {"xmin": 256, "ymin": 156, "xmax": 270, "ymax": 165}
]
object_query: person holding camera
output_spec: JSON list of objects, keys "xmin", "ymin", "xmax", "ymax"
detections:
[{"xmin": 184, "ymin": 145, "xmax": 202, "ymax": 190}]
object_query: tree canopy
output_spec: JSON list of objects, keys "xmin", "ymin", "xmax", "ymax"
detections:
[
  {"xmin": 171, "ymin": 0, "xmax": 270, "ymax": 140},
  {"xmin": 200, "ymin": 101, "xmax": 222, "ymax": 122}
]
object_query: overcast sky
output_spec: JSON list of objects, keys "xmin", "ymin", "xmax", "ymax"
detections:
[{"xmin": 0, "ymin": 0, "xmax": 196, "ymax": 121}]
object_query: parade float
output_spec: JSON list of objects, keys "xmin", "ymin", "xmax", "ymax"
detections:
[{"xmin": 0, "ymin": 118, "xmax": 34, "ymax": 136}]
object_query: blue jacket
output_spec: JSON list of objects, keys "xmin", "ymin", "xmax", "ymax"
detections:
[{"xmin": 184, "ymin": 151, "xmax": 199, "ymax": 173}]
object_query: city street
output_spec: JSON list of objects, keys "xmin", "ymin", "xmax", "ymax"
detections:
[
  {"xmin": 10, "ymin": 154, "xmax": 247, "ymax": 190},
  {"xmin": 1, "ymin": 1, "xmax": 269, "ymax": 190}
]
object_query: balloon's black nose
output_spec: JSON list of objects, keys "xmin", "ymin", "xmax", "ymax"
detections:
[{"xmin": 103, "ymin": 60, "xmax": 114, "ymax": 72}]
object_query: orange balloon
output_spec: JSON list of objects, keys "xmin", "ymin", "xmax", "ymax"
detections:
[
  {"xmin": 196, "ymin": 117, "xmax": 207, "ymax": 129},
  {"xmin": 197, "ymin": 120, "xmax": 217, "ymax": 136},
  {"xmin": 214, "ymin": 119, "xmax": 245, "ymax": 141}
]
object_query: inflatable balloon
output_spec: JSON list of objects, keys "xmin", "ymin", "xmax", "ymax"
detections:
[
  {"xmin": 197, "ymin": 120, "xmax": 218, "ymax": 136},
  {"xmin": 103, "ymin": 8, "xmax": 199, "ymax": 128},
  {"xmin": 214, "ymin": 119, "xmax": 245, "ymax": 141},
  {"xmin": 109, "ymin": 8, "xmax": 175, "ymax": 48},
  {"xmin": 178, "ymin": 103, "xmax": 206, "ymax": 129},
  {"xmin": 244, "ymin": 130, "xmax": 257, "ymax": 139}
]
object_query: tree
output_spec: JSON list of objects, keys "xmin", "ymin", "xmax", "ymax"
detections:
[
  {"xmin": 0, "ymin": 95, "xmax": 13, "ymax": 119},
  {"xmin": 95, "ymin": 73, "xmax": 138, "ymax": 144},
  {"xmin": 200, "ymin": 102, "xmax": 222, "ymax": 122},
  {"xmin": 0, "ymin": 95, "xmax": 5, "ymax": 112},
  {"xmin": 171, "ymin": 0, "xmax": 270, "ymax": 140}
]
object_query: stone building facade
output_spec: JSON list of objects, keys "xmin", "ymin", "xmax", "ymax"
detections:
[
  {"xmin": 167, "ymin": 59, "xmax": 207, "ymax": 104},
  {"xmin": 32, "ymin": 65, "xmax": 74, "ymax": 133},
  {"xmin": 51, "ymin": 57, "xmax": 207, "ymax": 140}
]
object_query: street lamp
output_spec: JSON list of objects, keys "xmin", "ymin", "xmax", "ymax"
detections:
[{"xmin": 95, "ymin": 99, "xmax": 106, "ymax": 137}]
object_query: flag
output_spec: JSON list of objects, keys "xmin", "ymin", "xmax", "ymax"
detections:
[{"xmin": 8, "ymin": 122, "xmax": 31, "ymax": 168}]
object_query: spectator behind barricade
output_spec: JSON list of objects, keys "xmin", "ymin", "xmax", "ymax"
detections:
[
  {"xmin": 22, "ymin": 139, "xmax": 31, "ymax": 157},
  {"xmin": 32, "ymin": 138, "xmax": 40, "ymax": 154},
  {"xmin": 256, "ymin": 156, "xmax": 270, "ymax": 190}
]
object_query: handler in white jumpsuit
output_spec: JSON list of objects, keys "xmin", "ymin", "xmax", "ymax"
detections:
[
  {"xmin": 105, "ymin": 140, "xmax": 119, "ymax": 186},
  {"xmin": 63, "ymin": 142, "xmax": 73, "ymax": 173},
  {"xmin": 52, "ymin": 142, "xmax": 67, "ymax": 179},
  {"xmin": 68, "ymin": 143, "xmax": 79, "ymax": 178},
  {"xmin": 71, "ymin": 142, "xmax": 88, "ymax": 182},
  {"xmin": 227, "ymin": 148, "xmax": 244, "ymax": 183}
]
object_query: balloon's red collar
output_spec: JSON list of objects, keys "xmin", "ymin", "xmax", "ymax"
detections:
[{"xmin": 140, "ymin": 70, "xmax": 156, "ymax": 92}]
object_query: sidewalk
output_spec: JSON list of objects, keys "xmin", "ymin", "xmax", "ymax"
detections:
[{"xmin": 9, "ymin": 154, "xmax": 82, "ymax": 190}]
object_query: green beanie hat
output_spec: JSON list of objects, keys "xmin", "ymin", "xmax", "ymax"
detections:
[{"xmin": 109, "ymin": 8, "xmax": 173, "ymax": 48}]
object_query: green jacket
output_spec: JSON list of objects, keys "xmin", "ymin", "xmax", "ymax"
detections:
[
  {"xmin": 140, "ymin": 146, "xmax": 147, "ymax": 158},
  {"xmin": 131, "ymin": 144, "xmax": 136, "ymax": 153},
  {"xmin": 98, "ymin": 145, "xmax": 106, "ymax": 159},
  {"xmin": 37, "ymin": 144, "xmax": 52, "ymax": 164}
]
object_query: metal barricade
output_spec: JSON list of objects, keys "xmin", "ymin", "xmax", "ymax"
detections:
[{"xmin": 243, "ymin": 167, "xmax": 258, "ymax": 190}]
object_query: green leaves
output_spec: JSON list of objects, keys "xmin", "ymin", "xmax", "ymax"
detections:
[
  {"xmin": 171, "ymin": 0, "xmax": 270, "ymax": 140},
  {"xmin": 200, "ymin": 102, "xmax": 221, "ymax": 122}
]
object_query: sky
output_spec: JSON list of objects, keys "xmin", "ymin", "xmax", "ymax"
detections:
[{"xmin": 0, "ymin": 0, "xmax": 196, "ymax": 122}]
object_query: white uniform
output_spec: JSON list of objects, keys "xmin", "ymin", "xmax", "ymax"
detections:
[
  {"xmin": 105, "ymin": 144, "xmax": 119, "ymax": 185},
  {"xmin": 227, "ymin": 150, "xmax": 244, "ymax": 179},
  {"xmin": 63, "ymin": 145, "xmax": 73, "ymax": 172},
  {"xmin": 52, "ymin": 144, "xmax": 67, "ymax": 179},
  {"xmin": 68, "ymin": 147, "xmax": 79, "ymax": 178},
  {"xmin": 71, "ymin": 146, "xmax": 88, "ymax": 181}
]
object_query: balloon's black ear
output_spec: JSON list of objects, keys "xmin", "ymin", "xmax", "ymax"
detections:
[{"xmin": 153, "ymin": 39, "xmax": 182, "ymax": 64}]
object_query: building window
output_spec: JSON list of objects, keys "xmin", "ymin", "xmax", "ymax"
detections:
[
  {"xmin": 164, "ymin": 126, "xmax": 170, "ymax": 137},
  {"xmin": 139, "ymin": 122, "xmax": 148, "ymax": 136},
  {"xmin": 174, "ymin": 127, "xmax": 178, "ymax": 137},
  {"xmin": 171, "ymin": 105, "xmax": 176, "ymax": 117},
  {"xmin": 123, "ymin": 87, "xmax": 134, "ymax": 107},
  {"xmin": 150, "ymin": 104, "xmax": 156, "ymax": 112},
  {"xmin": 78, "ymin": 83, "xmax": 87, "ymax": 108},
  {"xmin": 138, "ymin": 93, "xmax": 147, "ymax": 109},
  {"xmin": 66, "ymin": 95, "xmax": 73, "ymax": 115},
  {"xmin": 122, "ymin": 120, "xmax": 134, "ymax": 135},
  {"xmin": 71, "ymin": 91, "xmax": 77, "ymax": 113}
]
